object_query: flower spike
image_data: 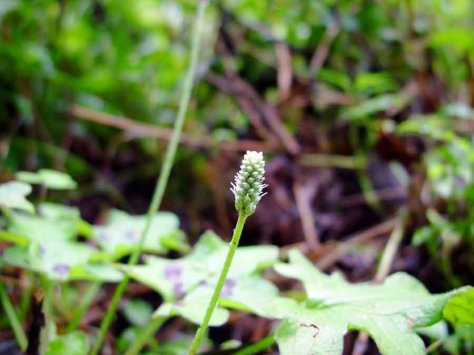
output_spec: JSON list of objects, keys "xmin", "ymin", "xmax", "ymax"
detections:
[{"xmin": 231, "ymin": 151, "xmax": 267, "ymax": 216}]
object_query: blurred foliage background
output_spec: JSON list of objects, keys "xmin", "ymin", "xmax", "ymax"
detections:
[
  {"xmin": 1, "ymin": 0, "xmax": 474, "ymax": 301},
  {"xmin": 1, "ymin": 0, "xmax": 474, "ymax": 353}
]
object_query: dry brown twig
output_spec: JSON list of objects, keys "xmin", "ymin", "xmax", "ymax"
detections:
[
  {"xmin": 70, "ymin": 104, "xmax": 277, "ymax": 153},
  {"xmin": 292, "ymin": 181, "xmax": 320, "ymax": 250}
]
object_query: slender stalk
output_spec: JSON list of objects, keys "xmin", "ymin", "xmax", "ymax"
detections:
[
  {"xmin": 67, "ymin": 282, "xmax": 101, "ymax": 332},
  {"xmin": 0, "ymin": 283, "xmax": 28, "ymax": 351},
  {"xmin": 19, "ymin": 272, "xmax": 33, "ymax": 321},
  {"xmin": 234, "ymin": 335, "xmax": 275, "ymax": 355},
  {"xmin": 374, "ymin": 210, "xmax": 406, "ymax": 283},
  {"xmin": 90, "ymin": 2, "xmax": 208, "ymax": 354},
  {"xmin": 39, "ymin": 276, "xmax": 55, "ymax": 354},
  {"xmin": 189, "ymin": 214, "xmax": 248, "ymax": 355},
  {"xmin": 124, "ymin": 316, "xmax": 167, "ymax": 355}
]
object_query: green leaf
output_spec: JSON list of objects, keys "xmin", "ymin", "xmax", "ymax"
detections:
[
  {"xmin": 3, "ymin": 241, "xmax": 93, "ymax": 280},
  {"xmin": 16, "ymin": 169, "xmax": 78, "ymax": 190},
  {"xmin": 444, "ymin": 287, "xmax": 474, "ymax": 325},
  {"xmin": 124, "ymin": 231, "xmax": 279, "ymax": 326},
  {"xmin": 8, "ymin": 212, "xmax": 77, "ymax": 243},
  {"xmin": 155, "ymin": 289, "xmax": 230, "ymax": 327},
  {"xmin": 343, "ymin": 94, "xmax": 408, "ymax": 122},
  {"xmin": 317, "ymin": 68, "xmax": 351, "ymax": 91},
  {"xmin": 2, "ymin": 205, "xmax": 122, "ymax": 281},
  {"xmin": 2, "ymin": 242, "xmax": 123, "ymax": 282},
  {"xmin": 3, "ymin": 241, "xmax": 122, "ymax": 282},
  {"xmin": 273, "ymin": 250, "xmax": 473, "ymax": 355},
  {"xmin": 0, "ymin": 181, "xmax": 34, "ymax": 213},
  {"xmin": 92, "ymin": 209, "xmax": 187, "ymax": 260},
  {"xmin": 123, "ymin": 299, "xmax": 153, "ymax": 327},
  {"xmin": 45, "ymin": 331, "xmax": 89, "ymax": 355},
  {"xmin": 3, "ymin": 203, "xmax": 91, "ymax": 245},
  {"xmin": 0, "ymin": 230, "xmax": 28, "ymax": 246},
  {"xmin": 354, "ymin": 72, "xmax": 397, "ymax": 96},
  {"xmin": 38, "ymin": 203, "xmax": 93, "ymax": 238},
  {"xmin": 38, "ymin": 202, "xmax": 80, "ymax": 220}
]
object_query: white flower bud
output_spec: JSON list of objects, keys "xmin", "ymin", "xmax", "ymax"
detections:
[{"xmin": 230, "ymin": 151, "xmax": 267, "ymax": 216}]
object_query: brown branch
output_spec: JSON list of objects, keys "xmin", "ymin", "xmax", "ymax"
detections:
[
  {"xmin": 70, "ymin": 105, "xmax": 277, "ymax": 153},
  {"xmin": 206, "ymin": 72, "xmax": 300, "ymax": 154},
  {"xmin": 314, "ymin": 217, "xmax": 397, "ymax": 270},
  {"xmin": 292, "ymin": 181, "xmax": 320, "ymax": 250},
  {"xmin": 275, "ymin": 41, "xmax": 293, "ymax": 101}
]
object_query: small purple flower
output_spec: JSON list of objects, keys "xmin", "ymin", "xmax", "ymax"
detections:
[
  {"xmin": 221, "ymin": 278, "xmax": 236, "ymax": 298},
  {"xmin": 164, "ymin": 264, "xmax": 182, "ymax": 282},
  {"xmin": 173, "ymin": 282, "xmax": 185, "ymax": 298},
  {"xmin": 52, "ymin": 264, "xmax": 70, "ymax": 276},
  {"xmin": 124, "ymin": 229, "xmax": 138, "ymax": 242}
]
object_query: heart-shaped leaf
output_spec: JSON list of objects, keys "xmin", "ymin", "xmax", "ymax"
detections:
[
  {"xmin": 0, "ymin": 181, "xmax": 34, "ymax": 213},
  {"xmin": 16, "ymin": 169, "xmax": 77, "ymax": 190},
  {"xmin": 273, "ymin": 250, "xmax": 474, "ymax": 355},
  {"xmin": 8, "ymin": 211, "xmax": 78, "ymax": 244},
  {"xmin": 2, "ymin": 241, "xmax": 122, "ymax": 282},
  {"xmin": 92, "ymin": 209, "xmax": 188, "ymax": 260},
  {"xmin": 38, "ymin": 203, "xmax": 93, "ymax": 238},
  {"xmin": 443, "ymin": 287, "xmax": 474, "ymax": 325},
  {"xmin": 1, "ymin": 203, "xmax": 121, "ymax": 281},
  {"xmin": 124, "ymin": 231, "xmax": 279, "ymax": 325}
]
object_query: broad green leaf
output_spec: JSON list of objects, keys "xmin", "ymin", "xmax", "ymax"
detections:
[
  {"xmin": 155, "ymin": 289, "xmax": 230, "ymax": 327},
  {"xmin": 444, "ymin": 287, "xmax": 474, "ymax": 325},
  {"xmin": 2, "ymin": 241, "xmax": 122, "ymax": 282},
  {"xmin": 16, "ymin": 169, "xmax": 77, "ymax": 190},
  {"xmin": 38, "ymin": 202, "xmax": 81, "ymax": 220},
  {"xmin": 0, "ymin": 181, "xmax": 34, "ymax": 213},
  {"xmin": 38, "ymin": 203, "xmax": 93, "ymax": 238},
  {"xmin": 92, "ymin": 209, "xmax": 188, "ymax": 260},
  {"xmin": 3, "ymin": 204, "xmax": 91, "ymax": 245},
  {"xmin": 273, "ymin": 250, "xmax": 474, "ymax": 355},
  {"xmin": 3, "ymin": 241, "xmax": 93, "ymax": 280},
  {"xmin": 2, "ymin": 206, "xmax": 121, "ymax": 281},
  {"xmin": 124, "ymin": 231, "xmax": 279, "ymax": 326},
  {"xmin": 45, "ymin": 331, "xmax": 89, "ymax": 355},
  {"xmin": 8, "ymin": 212, "xmax": 77, "ymax": 243}
]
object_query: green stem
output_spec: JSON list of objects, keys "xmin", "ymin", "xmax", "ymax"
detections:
[
  {"xmin": 19, "ymin": 272, "xmax": 33, "ymax": 321},
  {"xmin": 40, "ymin": 276, "xmax": 55, "ymax": 354},
  {"xmin": 0, "ymin": 283, "xmax": 28, "ymax": 351},
  {"xmin": 234, "ymin": 334, "xmax": 275, "ymax": 355},
  {"xmin": 90, "ymin": 2, "xmax": 208, "ymax": 354},
  {"xmin": 67, "ymin": 282, "xmax": 101, "ymax": 332},
  {"xmin": 189, "ymin": 213, "xmax": 248, "ymax": 355},
  {"xmin": 124, "ymin": 316, "xmax": 167, "ymax": 355}
]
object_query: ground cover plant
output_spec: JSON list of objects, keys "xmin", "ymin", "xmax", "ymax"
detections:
[{"xmin": 1, "ymin": 0, "xmax": 474, "ymax": 354}]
